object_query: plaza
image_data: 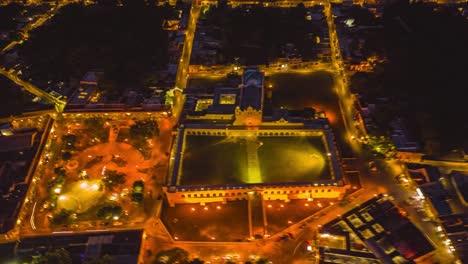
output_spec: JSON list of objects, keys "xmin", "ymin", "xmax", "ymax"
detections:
[{"xmin": 24, "ymin": 112, "xmax": 172, "ymax": 232}]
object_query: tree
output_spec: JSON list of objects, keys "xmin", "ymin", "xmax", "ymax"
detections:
[
  {"xmin": 54, "ymin": 166, "xmax": 66, "ymax": 177},
  {"xmin": 51, "ymin": 209, "xmax": 75, "ymax": 226},
  {"xmin": 189, "ymin": 259, "xmax": 204, "ymax": 264},
  {"xmin": 62, "ymin": 134, "xmax": 77, "ymax": 150},
  {"xmin": 62, "ymin": 151, "xmax": 72, "ymax": 161},
  {"xmin": 84, "ymin": 255, "xmax": 115, "ymax": 264},
  {"xmin": 153, "ymin": 248, "xmax": 189, "ymax": 264},
  {"xmin": 84, "ymin": 117, "xmax": 108, "ymax": 142},
  {"xmin": 102, "ymin": 170, "xmax": 126, "ymax": 190},
  {"xmin": 175, "ymin": 0, "xmax": 184, "ymax": 10},
  {"xmin": 131, "ymin": 180, "xmax": 144, "ymax": 203},
  {"xmin": 97, "ymin": 206, "xmax": 122, "ymax": 220},
  {"xmin": 255, "ymin": 259, "xmax": 268, "ymax": 264},
  {"xmin": 130, "ymin": 120, "xmax": 160, "ymax": 139},
  {"xmin": 33, "ymin": 248, "xmax": 72, "ymax": 264}
]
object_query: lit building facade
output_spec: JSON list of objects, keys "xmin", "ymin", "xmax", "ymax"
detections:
[{"xmin": 164, "ymin": 68, "xmax": 349, "ymax": 206}]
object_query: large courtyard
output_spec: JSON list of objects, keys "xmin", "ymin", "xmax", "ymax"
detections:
[{"xmin": 179, "ymin": 134, "xmax": 332, "ymax": 186}]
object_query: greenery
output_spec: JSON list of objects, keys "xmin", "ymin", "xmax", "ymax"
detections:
[
  {"xmin": 62, "ymin": 134, "xmax": 77, "ymax": 150},
  {"xmin": 111, "ymin": 154, "xmax": 127, "ymax": 167},
  {"xmin": 49, "ymin": 166, "xmax": 66, "ymax": 190},
  {"xmin": 97, "ymin": 205, "xmax": 122, "ymax": 220},
  {"xmin": 83, "ymin": 255, "xmax": 115, "ymax": 264},
  {"xmin": 83, "ymin": 118, "xmax": 108, "ymax": 143},
  {"xmin": 84, "ymin": 155, "xmax": 104, "ymax": 169},
  {"xmin": 54, "ymin": 166, "xmax": 67, "ymax": 177},
  {"xmin": 32, "ymin": 248, "xmax": 72, "ymax": 264},
  {"xmin": 129, "ymin": 120, "xmax": 159, "ymax": 158},
  {"xmin": 362, "ymin": 135, "xmax": 396, "ymax": 158},
  {"xmin": 130, "ymin": 120, "xmax": 160, "ymax": 139},
  {"xmin": 61, "ymin": 151, "xmax": 72, "ymax": 161},
  {"xmin": 255, "ymin": 259, "xmax": 269, "ymax": 264},
  {"xmin": 102, "ymin": 170, "xmax": 126, "ymax": 190},
  {"xmin": 50, "ymin": 209, "xmax": 76, "ymax": 226},
  {"xmin": 131, "ymin": 180, "xmax": 144, "ymax": 203},
  {"xmin": 153, "ymin": 248, "xmax": 189, "ymax": 264}
]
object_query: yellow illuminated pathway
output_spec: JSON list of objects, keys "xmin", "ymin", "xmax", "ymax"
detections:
[
  {"xmin": 245, "ymin": 139, "xmax": 262, "ymax": 184},
  {"xmin": 0, "ymin": 68, "xmax": 66, "ymax": 112}
]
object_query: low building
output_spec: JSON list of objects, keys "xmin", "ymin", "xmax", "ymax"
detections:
[
  {"xmin": 319, "ymin": 195, "xmax": 435, "ymax": 264},
  {"xmin": 390, "ymin": 118, "xmax": 420, "ymax": 152},
  {"xmin": 164, "ymin": 68, "xmax": 349, "ymax": 207},
  {"xmin": 0, "ymin": 131, "xmax": 37, "ymax": 153},
  {"xmin": 406, "ymin": 163, "xmax": 441, "ymax": 186}
]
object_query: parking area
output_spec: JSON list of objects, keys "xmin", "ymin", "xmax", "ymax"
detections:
[
  {"xmin": 265, "ymin": 199, "xmax": 335, "ymax": 235},
  {"xmin": 161, "ymin": 200, "xmax": 250, "ymax": 242}
]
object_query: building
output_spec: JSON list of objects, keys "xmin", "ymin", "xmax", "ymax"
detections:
[
  {"xmin": 318, "ymin": 195, "xmax": 435, "ymax": 264},
  {"xmin": 389, "ymin": 118, "xmax": 420, "ymax": 152},
  {"xmin": 163, "ymin": 68, "xmax": 350, "ymax": 207},
  {"xmin": 15, "ymin": 229, "xmax": 143, "ymax": 264}
]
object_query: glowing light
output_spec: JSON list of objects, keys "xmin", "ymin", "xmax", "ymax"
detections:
[
  {"xmin": 113, "ymin": 215, "xmax": 119, "ymax": 220},
  {"xmin": 191, "ymin": 208, "xmax": 195, "ymax": 211},
  {"xmin": 91, "ymin": 184, "xmax": 99, "ymax": 191},
  {"xmin": 320, "ymin": 233, "xmax": 330, "ymax": 238},
  {"xmin": 216, "ymin": 206, "xmax": 221, "ymax": 210},
  {"xmin": 287, "ymin": 220, "xmax": 292, "ymax": 224},
  {"xmin": 80, "ymin": 182, "xmax": 88, "ymax": 189},
  {"xmin": 59, "ymin": 195, "xmax": 67, "ymax": 201},
  {"xmin": 54, "ymin": 188, "xmax": 61, "ymax": 194},
  {"xmin": 305, "ymin": 203, "xmax": 309, "ymax": 207},
  {"xmin": 204, "ymin": 207, "xmax": 208, "ymax": 211},
  {"xmin": 267, "ymin": 205, "xmax": 272, "ymax": 208},
  {"xmin": 280, "ymin": 204, "xmax": 284, "ymax": 208},
  {"xmin": 307, "ymin": 245, "xmax": 312, "ymax": 251},
  {"xmin": 416, "ymin": 188, "xmax": 424, "ymax": 198}
]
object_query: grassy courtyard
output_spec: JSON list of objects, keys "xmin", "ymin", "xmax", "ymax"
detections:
[{"xmin": 180, "ymin": 134, "xmax": 331, "ymax": 186}]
